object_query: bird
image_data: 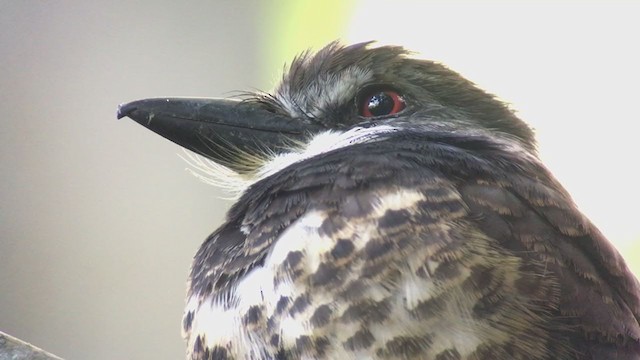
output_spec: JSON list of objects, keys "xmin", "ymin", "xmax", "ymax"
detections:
[{"xmin": 118, "ymin": 41, "xmax": 640, "ymax": 359}]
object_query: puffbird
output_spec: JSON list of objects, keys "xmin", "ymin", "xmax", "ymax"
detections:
[{"xmin": 118, "ymin": 42, "xmax": 640, "ymax": 359}]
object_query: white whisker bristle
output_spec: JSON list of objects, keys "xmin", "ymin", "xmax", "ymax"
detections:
[{"xmin": 179, "ymin": 150, "xmax": 252, "ymax": 200}]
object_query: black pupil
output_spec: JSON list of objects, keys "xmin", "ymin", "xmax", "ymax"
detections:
[{"xmin": 367, "ymin": 92, "xmax": 394, "ymax": 116}]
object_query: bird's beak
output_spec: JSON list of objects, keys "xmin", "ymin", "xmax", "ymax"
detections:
[{"xmin": 117, "ymin": 98, "xmax": 322, "ymax": 172}]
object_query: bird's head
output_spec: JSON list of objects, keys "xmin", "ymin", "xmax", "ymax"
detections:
[{"xmin": 118, "ymin": 42, "xmax": 535, "ymax": 191}]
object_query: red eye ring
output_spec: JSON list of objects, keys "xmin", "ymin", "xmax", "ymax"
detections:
[{"xmin": 359, "ymin": 90, "xmax": 406, "ymax": 118}]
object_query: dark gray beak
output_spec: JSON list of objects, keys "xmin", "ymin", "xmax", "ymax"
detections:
[{"xmin": 117, "ymin": 98, "xmax": 323, "ymax": 172}]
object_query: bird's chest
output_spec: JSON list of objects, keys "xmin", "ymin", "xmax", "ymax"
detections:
[{"xmin": 187, "ymin": 188, "xmax": 536, "ymax": 359}]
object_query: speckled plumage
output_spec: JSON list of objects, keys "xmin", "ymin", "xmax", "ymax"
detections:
[{"xmin": 122, "ymin": 42, "xmax": 640, "ymax": 359}]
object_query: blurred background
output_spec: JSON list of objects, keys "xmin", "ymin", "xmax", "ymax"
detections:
[{"xmin": 1, "ymin": 1, "xmax": 638, "ymax": 359}]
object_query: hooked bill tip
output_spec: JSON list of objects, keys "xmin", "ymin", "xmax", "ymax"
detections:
[{"xmin": 117, "ymin": 102, "xmax": 137, "ymax": 120}]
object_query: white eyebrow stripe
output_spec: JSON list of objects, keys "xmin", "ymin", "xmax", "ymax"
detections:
[{"xmin": 275, "ymin": 66, "xmax": 373, "ymax": 118}]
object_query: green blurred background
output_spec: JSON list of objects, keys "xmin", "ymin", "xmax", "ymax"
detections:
[{"xmin": 1, "ymin": 1, "xmax": 638, "ymax": 359}]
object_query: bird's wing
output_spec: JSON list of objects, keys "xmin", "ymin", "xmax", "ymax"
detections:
[{"xmin": 460, "ymin": 176, "xmax": 640, "ymax": 358}]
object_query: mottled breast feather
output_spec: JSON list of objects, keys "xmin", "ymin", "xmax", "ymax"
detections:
[{"xmin": 183, "ymin": 129, "xmax": 640, "ymax": 359}]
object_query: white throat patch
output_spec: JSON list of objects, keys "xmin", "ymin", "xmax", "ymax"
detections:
[{"xmin": 255, "ymin": 125, "xmax": 397, "ymax": 181}]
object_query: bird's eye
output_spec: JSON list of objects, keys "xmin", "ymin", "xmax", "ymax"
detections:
[{"xmin": 359, "ymin": 90, "xmax": 406, "ymax": 118}]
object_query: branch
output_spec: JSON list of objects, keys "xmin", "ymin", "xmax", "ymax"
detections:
[{"xmin": 0, "ymin": 331, "xmax": 63, "ymax": 360}]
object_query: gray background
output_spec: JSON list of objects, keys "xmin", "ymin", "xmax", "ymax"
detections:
[
  {"xmin": 1, "ymin": 2, "xmax": 638, "ymax": 359},
  {"xmin": 1, "ymin": 2, "xmax": 266, "ymax": 359}
]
